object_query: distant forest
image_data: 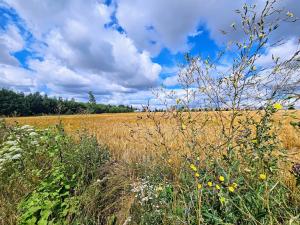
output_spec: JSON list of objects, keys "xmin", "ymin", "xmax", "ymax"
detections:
[{"xmin": 0, "ymin": 89, "xmax": 135, "ymax": 116}]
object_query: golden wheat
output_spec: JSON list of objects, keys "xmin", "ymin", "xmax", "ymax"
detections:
[{"xmin": 5, "ymin": 111, "xmax": 300, "ymax": 164}]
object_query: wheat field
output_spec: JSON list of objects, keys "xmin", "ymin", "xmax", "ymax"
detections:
[{"xmin": 5, "ymin": 110, "xmax": 300, "ymax": 164}]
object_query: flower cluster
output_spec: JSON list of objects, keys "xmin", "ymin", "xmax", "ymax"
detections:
[
  {"xmin": 189, "ymin": 163, "xmax": 239, "ymax": 205},
  {"xmin": 0, "ymin": 125, "xmax": 48, "ymax": 173},
  {"xmin": 131, "ymin": 178, "xmax": 170, "ymax": 215}
]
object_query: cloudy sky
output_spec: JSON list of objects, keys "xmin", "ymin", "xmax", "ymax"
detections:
[{"xmin": 0, "ymin": 0, "xmax": 299, "ymax": 106}]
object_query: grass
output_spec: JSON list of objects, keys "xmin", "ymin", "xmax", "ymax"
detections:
[
  {"xmin": 5, "ymin": 110, "xmax": 300, "ymax": 163},
  {"xmin": 2, "ymin": 109, "xmax": 300, "ymax": 224}
]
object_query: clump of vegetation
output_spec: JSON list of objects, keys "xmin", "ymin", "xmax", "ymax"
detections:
[
  {"xmin": 0, "ymin": 120, "xmax": 122, "ymax": 224},
  {"xmin": 129, "ymin": 104, "xmax": 300, "ymax": 224},
  {"xmin": 127, "ymin": 1, "xmax": 300, "ymax": 224},
  {"xmin": 0, "ymin": 89, "xmax": 134, "ymax": 117}
]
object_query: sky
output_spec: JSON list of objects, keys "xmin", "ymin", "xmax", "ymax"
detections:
[{"xmin": 0, "ymin": 0, "xmax": 299, "ymax": 107}]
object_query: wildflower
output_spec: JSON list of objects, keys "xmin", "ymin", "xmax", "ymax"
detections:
[
  {"xmin": 29, "ymin": 132, "xmax": 38, "ymax": 136},
  {"xmin": 168, "ymin": 159, "xmax": 172, "ymax": 163},
  {"xmin": 196, "ymin": 156, "xmax": 200, "ymax": 161},
  {"xmin": 219, "ymin": 176, "xmax": 225, "ymax": 182},
  {"xmin": 190, "ymin": 164, "xmax": 197, "ymax": 172},
  {"xmin": 251, "ymin": 65, "xmax": 257, "ymax": 71},
  {"xmin": 252, "ymin": 139, "xmax": 258, "ymax": 144},
  {"xmin": 232, "ymin": 182, "xmax": 238, "ymax": 188},
  {"xmin": 228, "ymin": 186, "xmax": 235, "ymax": 192},
  {"xmin": 207, "ymin": 181, "xmax": 213, "ymax": 187},
  {"xmin": 176, "ymin": 99, "xmax": 181, "ymax": 104},
  {"xmin": 219, "ymin": 196, "xmax": 226, "ymax": 204},
  {"xmin": 156, "ymin": 186, "xmax": 163, "ymax": 192},
  {"xmin": 197, "ymin": 183, "xmax": 202, "ymax": 189},
  {"xmin": 258, "ymin": 33, "xmax": 265, "ymax": 39},
  {"xmin": 11, "ymin": 154, "xmax": 21, "ymax": 160},
  {"xmin": 273, "ymin": 103, "xmax": 282, "ymax": 110},
  {"xmin": 259, "ymin": 173, "xmax": 267, "ymax": 180},
  {"xmin": 182, "ymin": 123, "xmax": 187, "ymax": 130},
  {"xmin": 287, "ymin": 11, "xmax": 294, "ymax": 18},
  {"xmin": 216, "ymin": 184, "xmax": 221, "ymax": 190},
  {"xmin": 195, "ymin": 173, "xmax": 200, "ymax": 178}
]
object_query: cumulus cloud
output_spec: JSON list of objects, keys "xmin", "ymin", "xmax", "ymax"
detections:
[
  {"xmin": 0, "ymin": 0, "xmax": 299, "ymax": 106},
  {"xmin": 0, "ymin": 64, "xmax": 35, "ymax": 91},
  {"xmin": 1, "ymin": 0, "xmax": 161, "ymax": 104},
  {"xmin": 0, "ymin": 24, "xmax": 24, "ymax": 66},
  {"xmin": 257, "ymin": 38, "xmax": 300, "ymax": 67},
  {"xmin": 116, "ymin": 0, "xmax": 300, "ymax": 54}
]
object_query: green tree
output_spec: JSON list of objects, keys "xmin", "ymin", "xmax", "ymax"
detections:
[{"xmin": 87, "ymin": 91, "xmax": 97, "ymax": 114}]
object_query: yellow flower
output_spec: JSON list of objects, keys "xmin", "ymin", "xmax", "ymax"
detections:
[
  {"xmin": 190, "ymin": 164, "xmax": 197, "ymax": 172},
  {"xmin": 251, "ymin": 65, "xmax": 257, "ymax": 71},
  {"xmin": 258, "ymin": 33, "xmax": 265, "ymax": 39},
  {"xmin": 156, "ymin": 186, "xmax": 163, "ymax": 192},
  {"xmin": 252, "ymin": 139, "xmax": 258, "ymax": 144},
  {"xmin": 182, "ymin": 123, "xmax": 187, "ymax": 130},
  {"xmin": 219, "ymin": 196, "xmax": 226, "ymax": 204},
  {"xmin": 197, "ymin": 183, "xmax": 202, "ymax": 189},
  {"xmin": 228, "ymin": 186, "xmax": 235, "ymax": 192},
  {"xmin": 232, "ymin": 182, "xmax": 238, "ymax": 188},
  {"xmin": 287, "ymin": 11, "xmax": 294, "ymax": 17},
  {"xmin": 207, "ymin": 181, "xmax": 213, "ymax": 187},
  {"xmin": 216, "ymin": 184, "xmax": 221, "ymax": 190},
  {"xmin": 259, "ymin": 173, "xmax": 267, "ymax": 180},
  {"xmin": 195, "ymin": 173, "xmax": 200, "ymax": 178},
  {"xmin": 168, "ymin": 159, "xmax": 172, "ymax": 163},
  {"xmin": 219, "ymin": 176, "xmax": 225, "ymax": 182},
  {"xmin": 176, "ymin": 98, "xmax": 181, "ymax": 104},
  {"xmin": 273, "ymin": 103, "xmax": 282, "ymax": 110}
]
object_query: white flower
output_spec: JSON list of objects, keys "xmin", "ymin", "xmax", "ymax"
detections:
[
  {"xmin": 11, "ymin": 154, "xmax": 21, "ymax": 160},
  {"xmin": 21, "ymin": 125, "xmax": 33, "ymax": 130},
  {"xmin": 29, "ymin": 132, "xmax": 38, "ymax": 136},
  {"xmin": 31, "ymin": 141, "xmax": 39, "ymax": 146},
  {"xmin": 5, "ymin": 140, "xmax": 18, "ymax": 146}
]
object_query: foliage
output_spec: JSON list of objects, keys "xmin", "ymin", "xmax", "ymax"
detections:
[
  {"xmin": 0, "ymin": 121, "xmax": 111, "ymax": 224},
  {"xmin": 130, "ymin": 105, "xmax": 300, "ymax": 224},
  {"xmin": 127, "ymin": 1, "xmax": 300, "ymax": 224},
  {"xmin": 0, "ymin": 88, "xmax": 134, "ymax": 117}
]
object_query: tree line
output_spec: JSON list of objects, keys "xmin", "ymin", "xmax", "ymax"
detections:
[{"xmin": 0, "ymin": 89, "xmax": 135, "ymax": 116}]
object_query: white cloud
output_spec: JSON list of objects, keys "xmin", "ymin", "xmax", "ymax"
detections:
[
  {"xmin": 0, "ymin": 24, "xmax": 24, "ymax": 66},
  {"xmin": 0, "ymin": 64, "xmax": 35, "ymax": 91},
  {"xmin": 1, "ymin": 0, "xmax": 161, "ymax": 103},
  {"xmin": 257, "ymin": 38, "xmax": 300, "ymax": 67},
  {"xmin": 116, "ymin": 0, "xmax": 300, "ymax": 54},
  {"xmin": 163, "ymin": 76, "xmax": 179, "ymax": 87},
  {"xmin": 1, "ymin": 0, "xmax": 299, "ymax": 106}
]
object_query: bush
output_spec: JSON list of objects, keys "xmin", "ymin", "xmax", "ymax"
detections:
[{"xmin": 0, "ymin": 121, "xmax": 110, "ymax": 224}]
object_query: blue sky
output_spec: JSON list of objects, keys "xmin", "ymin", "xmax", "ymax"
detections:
[{"xmin": 0, "ymin": 0, "xmax": 299, "ymax": 106}]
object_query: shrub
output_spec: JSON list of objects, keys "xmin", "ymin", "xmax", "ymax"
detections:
[{"xmin": 0, "ymin": 122, "xmax": 110, "ymax": 224}]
